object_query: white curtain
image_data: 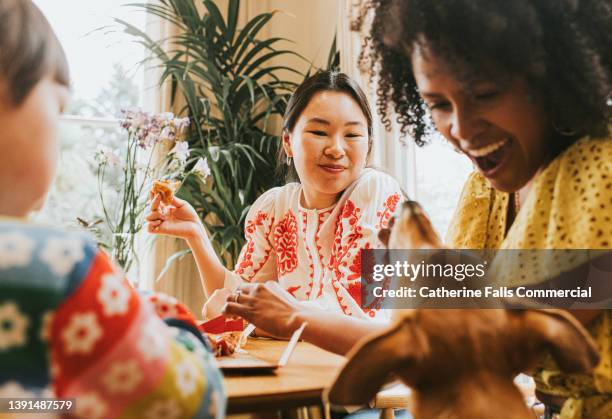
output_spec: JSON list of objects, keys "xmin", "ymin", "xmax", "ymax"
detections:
[
  {"xmin": 139, "ymin": 4, "xmax": 205, "ymax": 315},
  {"xmin": 337, "ymin": 0, "xmax": 417, "ymax": 198}
]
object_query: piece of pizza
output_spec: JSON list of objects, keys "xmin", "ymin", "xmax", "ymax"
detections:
[
  {"xmin": 150, "ymin": 179, "xmax": 180, "ymax": 206},
  {"xmin": 206, "ymin": 331, "xmax": 242, "ymax": 357},
  {"xmin": 199, "ymin": 315, "xmax": 245, "ymax": 357}
]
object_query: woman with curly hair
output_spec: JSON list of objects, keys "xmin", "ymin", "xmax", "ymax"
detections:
[{"xmin": 357, "ymin": 0, "xmax": 612, "ymax": 417}]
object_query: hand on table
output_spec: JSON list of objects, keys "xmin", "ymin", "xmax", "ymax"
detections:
[{"xmin": 223, "ymin": 281, "xmax": 303, "ymax": 339}]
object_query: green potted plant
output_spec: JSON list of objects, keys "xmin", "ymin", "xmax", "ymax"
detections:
[{"xmin": 117, "ymin": 0, "xmax": 304, "ymax": 268}]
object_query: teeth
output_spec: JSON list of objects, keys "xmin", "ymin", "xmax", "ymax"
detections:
[{"xmin": 469, "ymin": 139, "xmax": 509, "ymax": 158}]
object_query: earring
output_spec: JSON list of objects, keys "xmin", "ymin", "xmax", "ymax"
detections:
[
  {"xmin": 286, "ymin": 156, "xmax": 292, "ymax": 166},
  {"xmin": 552, "ymin": 121, "xmax": 577, "ymax": 137}
]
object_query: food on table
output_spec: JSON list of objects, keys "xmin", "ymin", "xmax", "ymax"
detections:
[
  {"xmin": 199, "ymin": 315, "xmax": 245, "ymax": 357},
  {"xmin": 207, "ymin": 332, "xmax": 242, "ymax": 357}
]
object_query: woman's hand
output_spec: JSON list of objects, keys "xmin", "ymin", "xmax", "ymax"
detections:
[
  {"xmin": 146, "ymin": 195, "xmax": 203, "ymax": 241},
  {"xmin": 202, "ymin": 288, "xmax": 232, "ymax": 320},
  {"xmin": 223, "ymin": 282, "xmax": 303, "ymax": 339}
]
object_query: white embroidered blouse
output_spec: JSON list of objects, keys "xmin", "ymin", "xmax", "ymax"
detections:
[{"xmin": 224, "ymin": 168, "xmax": 404, "ymax": 321}]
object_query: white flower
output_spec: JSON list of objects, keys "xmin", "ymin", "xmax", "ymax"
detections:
[
  {"xmin": 40, "ymin": 237, "xmax": 85, "ymax": 277},
  {"xmin": 192, "ymin": 157, "xmax": 211, "ymax": 181},
  {"xmin": 153, "ymin": 294, "xmax": 179, "ymax": 318},
  {"xmin": 39, "ymin": 311, "xmax": 54, "ymax": 342},
  {"xmin": 138, "ymin": 319, "xmax": 167, "ymax": 361},
  {"xmin": 175, "ymin": 359, "xmax": 199, "ymax": 397},
  {"xmin": 95, "ymin": 145, "xmax": 120, "ymax": 166},
  {"xmin": 0, "ymin": 232, "xmax": 35, "ymax": 270},
  {"xmin": 145, "ymin": 399, "xmax": 182, "ymax": 419},
  {"xmin": 97, "ymin": 273, "xmax": 130, "ymax": 317},
  {"xmin": 158, "ymin": 112, "xmax": 175, "ymax": 121},
  {"xmin": 170, "ymin": 141, "xmax": 190, "ymax": 162},
  {"xmin": 62, "ymin": 312, "xmax": 102, "ymax": 355},
  {"xmin": 0, "ymin": 302, "xmax": 29, "ymax": 351},
  {"xmin": 159, "ymin": 126, "xmax": 176, "ymax": 143},
  {"xmin": 0, "ymin": 381, "xmax": 36, "ymax": 398},
  {"xmin": 75, "ymin": 392, "xmax": 108, "ymax": 419},
  {"xmin": 102, "ymin": 360, "xmax": 143, "ymax": 394}
]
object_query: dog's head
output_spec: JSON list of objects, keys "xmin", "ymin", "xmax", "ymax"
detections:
[
  {"xmin": 379, "ymin": 201, "xmax": 444, "ymax": 249},
  {"xmin": 330, "ymin": 200, "xmax": 600, "ymax": 417},
  {"xmin": 328, "ymin": 309, "xmax": 599, "ymax": 411}
]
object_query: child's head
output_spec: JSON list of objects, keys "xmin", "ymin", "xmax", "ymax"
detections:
[
  {"xmin": 361, "ymin": 0, "xmax": 612, "ymax": 193},
  {"xmin": 279, "ymin": 71, "xmax": 373, "ymax": 207},
  {"xmin": 0, "ymin": 0, "xmax": 70, "ymax": 217}
]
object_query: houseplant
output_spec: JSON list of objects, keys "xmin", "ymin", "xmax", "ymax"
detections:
[{"xmin": 117, "ymin": 0, "xmax": 303, "ymax": 268}]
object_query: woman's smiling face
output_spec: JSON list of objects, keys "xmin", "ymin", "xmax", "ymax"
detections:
[
  {"xmin": 283, "ymin": 90, "xmax": 370, "ymax": 208},
  {"xmin": 411, "ymin": 43, "xmax": 554, "ymax": 193}
]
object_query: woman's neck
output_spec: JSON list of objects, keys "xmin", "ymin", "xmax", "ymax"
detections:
[{"xmin": 300, "ymin": 188, "xmax": 339, "ymax": 210}]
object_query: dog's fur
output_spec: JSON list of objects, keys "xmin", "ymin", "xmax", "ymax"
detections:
[{"xmin": 328, "ymin": 201, "xmax": 600, "ymax": 419}]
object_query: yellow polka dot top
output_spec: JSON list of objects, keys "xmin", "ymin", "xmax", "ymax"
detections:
[{"xmin": 446, "ymin": 135, "xmax": 612, "ymax": 419}]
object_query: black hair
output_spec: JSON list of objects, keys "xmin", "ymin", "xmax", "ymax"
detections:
[
  {"xmin": 277, "ymin": 70, "xmax": 373, "ymax": 182},
  {"xmin": 0, "ymin": 0, "xmax": 70, "ymax": 105},
  {"xmin": 358, "ymin": 0, "xmax": 612, "ymax": 147}
]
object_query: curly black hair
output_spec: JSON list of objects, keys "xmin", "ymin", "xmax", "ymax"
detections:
[{"xmin": 358, "ymin": 0, "xmax": 612, "ymax": 146}]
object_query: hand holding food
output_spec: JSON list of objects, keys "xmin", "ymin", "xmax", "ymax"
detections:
[
  {"xmin": 146, "ymin": 181, "xmax": 203, "ymax": 240},
  {"xmin": 150, "ymin": 179, "xmax": 180, "ymax": 209}
]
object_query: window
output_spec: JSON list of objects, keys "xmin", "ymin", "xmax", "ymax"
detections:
[
  {"xmin": 32, "ymin": 1, "xmax": 145, "ymax": 233},
  {"xmin": 413, "ymin": 134, "xmax": 473, "ymax": 237}
]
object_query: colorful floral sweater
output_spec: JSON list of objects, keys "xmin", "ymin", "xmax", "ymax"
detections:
[
  {"xmin": 224, "ymin": 168, "xmax": 404, "ymax": 321},
  {"xmin": 0, "ymin": 220, "xmax": 225, "ymax": 419}
]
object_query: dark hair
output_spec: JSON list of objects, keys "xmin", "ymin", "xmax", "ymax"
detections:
[
  {"xmin": 277, "ymin": 70, "xmax": 374, "ymax": 182},
  {"xmin": 0, "ymin": 0, "xmax": 70, "ymax": 105},
  {"xmin": 358, "ymin": 0, "xmax": 612, "ymax": 147}
]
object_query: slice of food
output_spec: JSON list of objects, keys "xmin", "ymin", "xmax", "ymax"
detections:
[
  {"xmin": 199, "ymin": 315, "xmax": 246, "ymax": 357},
  {"xmin": 207, "ymin": 331, "xmax": 242, "ymax": 357},
  {"xmin": 151, "ymin": 179, "xmax": 180, "ymax": 205}
]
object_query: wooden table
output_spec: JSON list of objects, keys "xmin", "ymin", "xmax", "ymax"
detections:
[{"xmin": 223, "ymin": 338, "xmax": 345, "ymax": 414}]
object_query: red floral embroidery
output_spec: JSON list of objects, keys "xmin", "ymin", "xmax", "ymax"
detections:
[
  {"xmin": 286, "ymin": 285, "xmax": 301, "ymax": 297},
  {"xmin": 274, "ymin": 211, "xmax": 299, "ymax": 276},
  {"xmin": 301, "ymin": 211, "xmax": 315, "ymax": 298},
  {"xmin": 235, "ymin": 211, "xmax": 273, "ymax": 279},
  {"xmin": 347, "ymin": 281, "xmax": 361, "ymax": 306},
  {"xmin": 376, "ymin": 193, "xmax": 401, "ymax": 229},
  {"xmin": 326, "ymin": 200, "xmax": 365, "ymax": 315},
  {"xmin": 235, "ymin": 241, "xmax": 255, "ymax": 276},
  {"xmin": 245, "ymin": 211, "xmax": 268, "ymax": 235}
]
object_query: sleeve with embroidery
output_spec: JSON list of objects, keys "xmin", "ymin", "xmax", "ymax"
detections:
[
  {"xmin": 328, "ymin": 171, "xmax": 404, "ymax": 320},
  {"xmin": 225, "ymin": 187, "xmax": 280, "ymax": 289},
  {"xmin": 0, "ymin": 223, "xmax": 225, "ymax": 419}
]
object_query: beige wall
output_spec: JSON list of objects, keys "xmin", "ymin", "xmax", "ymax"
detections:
[{"xmin": 221, "ymin": 0, "xmax": 340, "ymax": 77}]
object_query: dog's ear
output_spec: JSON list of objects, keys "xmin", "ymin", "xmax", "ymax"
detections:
[
  {"xmin": 326, "ymin": 316, "xmax": 428, "ymax": 406},
  {"xmin": 520, "ymin": 310, "xmax": 600, "ymax": 373}
]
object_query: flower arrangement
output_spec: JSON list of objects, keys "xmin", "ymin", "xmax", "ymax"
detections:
[{"xmin": 93, "ymin": 109, "xmax": 210, "ymax": 279}]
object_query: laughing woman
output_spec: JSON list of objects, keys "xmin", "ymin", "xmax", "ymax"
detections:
[
  {"xmin": 359, "ymin": 0, "xmax": 612, "ymax": 417},
  {"xmin": 147, "ymin": 71, "xmax": 404, "ymax": 324}
]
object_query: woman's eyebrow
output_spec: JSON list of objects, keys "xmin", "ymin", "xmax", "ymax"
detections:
[
  {"xmin": 345, "ymin": 121, "xmax": 365, "ymax": 127},
  {"xmin": 420, "ymin": 92, "xmax": 444, "ymax": 100},
  {"xmin": 306, "ymin": 117, "xmax": 330, "ymax": 125}
]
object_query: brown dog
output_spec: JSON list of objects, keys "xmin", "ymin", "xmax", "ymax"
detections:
[{"xmin": 328, "ymin": 201, "xmax": 600, "ymax": 419}]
